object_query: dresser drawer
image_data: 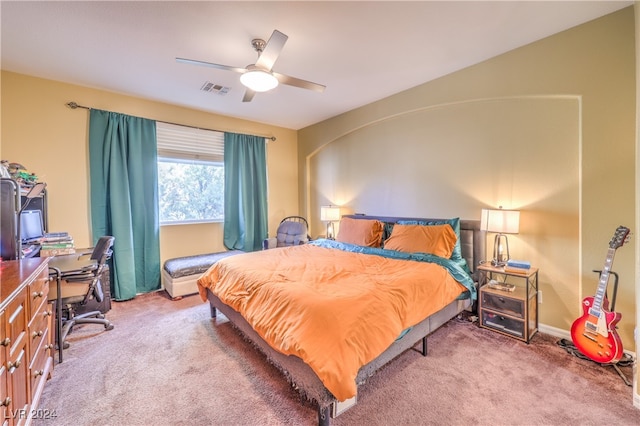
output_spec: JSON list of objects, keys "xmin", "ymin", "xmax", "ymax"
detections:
[
  {"xmin": 28, "ymin": 270, "xmax": 50, "ymax": 320},
  {"xmin": 481, "ymin": 311, "xmax": 524, "ymax": 338},
  {"xmin": 28, "ymin": 303, "xmax": 51, "ymax": 358},
  {"xmin": 5, "ymin": 291, "xmax": 27, "ymax": 363},
  {"xmin": 481, "ymin": 291, "xmax": 524, "ymax": 318},
  {"xmin": 29, "ymin": 327, "xmax": 52, "ymax": 398}
]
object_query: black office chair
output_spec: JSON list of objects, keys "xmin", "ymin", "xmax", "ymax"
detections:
[{"xmin": 49, "ymin": 236, "xmax": 115, "ymax": 351}]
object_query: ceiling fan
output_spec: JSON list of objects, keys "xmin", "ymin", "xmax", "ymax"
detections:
[{"xmin": 176, "ymin": 29, "xmax": 326, "ymax": 102}]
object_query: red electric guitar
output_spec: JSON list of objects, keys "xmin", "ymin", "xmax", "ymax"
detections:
[{"xmin": 570, "ymin": 225, "xmax": 630, "ymax": 364}]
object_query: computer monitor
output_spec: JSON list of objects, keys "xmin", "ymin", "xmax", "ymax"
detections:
[
  {"xmin": 1, "ymin": 178, "xmax": 19, "ymax": 260},
  {"xmin": 20, "ymin": 209, "xmax": 44, "ymax": 243}
]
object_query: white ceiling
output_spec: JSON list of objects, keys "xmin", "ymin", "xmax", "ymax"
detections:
[{"xmin": 1, "ymin": 1, "xmax": 633, "ymax": 130}]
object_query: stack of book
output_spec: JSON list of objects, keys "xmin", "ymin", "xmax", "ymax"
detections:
[
  {"xmin": 487, "ymin": 280, "xmax": 516, "ymax": 292},
  {"xmin": 40, "ymin": 232, "xmax": 75, "ymax": 257},
  {"xmin": 504, "ymin": 259, "xmax": 531, "ymax": 274}
]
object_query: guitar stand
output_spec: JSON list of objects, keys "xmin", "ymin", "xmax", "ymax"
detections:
[
  {"xmin": 558, "ymin": 270, "xmax": 633, "ymax": 387},
  {"xmin": 611, "ymin": 360, "xmax": 633, "ymax": 387},
  {"xmin": 592, "ymin": 269, "xmax": 619, "ymax": 312},
  {"xmin": 557, "ymin": 338, "xmax": 633, "ymax": 386}
]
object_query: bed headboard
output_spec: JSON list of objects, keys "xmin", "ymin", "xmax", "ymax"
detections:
[{"xmin": 342, "ymin": 214, "xmax": 486, "ymax": 282}]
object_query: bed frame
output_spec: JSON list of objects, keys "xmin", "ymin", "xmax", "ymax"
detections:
[{"xmin": 204, "ymin": 215, "xmax": 485, "ymax": 425}]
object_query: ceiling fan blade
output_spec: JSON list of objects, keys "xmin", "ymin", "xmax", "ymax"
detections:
[
  {"xmin": 242, "ymin": 89, "xmax": 256, "ymax": 102},
  {"xmin": 272, "ymin": 72, "xmax": 326, "ymax": 93},
  {"xmin": 255, "ymin": 30, "xmax": 288, "ymax": 71},
  {"xmin": 176, "ymin": 57, "xmax": 246, "ymax": 74}
]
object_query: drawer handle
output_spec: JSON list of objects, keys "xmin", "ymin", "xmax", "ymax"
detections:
[
  {"xmin": 43, "ymin": 310, "xmax": 52, "ymax": 317},
  {"xmin": 0, "ymin": 397, "xmax": 10, "ymax": 407},
  {"xmin": 44, "ymin": 343, "xmax": 54, "ymax": 351},
  {"xmin": 33, "ymin": 369, "xmax": 44, "ymax": 378},
  {"xmin": 0, "ymin": 337, "xmax": 10, "ymax": 347},
  {"xmin": 32, "ymin": 330, "xmax": 44, "ymax": 339},
  {"xmin": 32, "ymin": 291, "xmax": 44, "ymax": 299},
  {"xmin": 7, "ymin": 360, "xmax": 21, "ymax": 369}
]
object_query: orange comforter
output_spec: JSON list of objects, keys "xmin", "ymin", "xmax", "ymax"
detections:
[{"xmin": 197, "ymin": 243, "xmax": 467, "ymax": 401}]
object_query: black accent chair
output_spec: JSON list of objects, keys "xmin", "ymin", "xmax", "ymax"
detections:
[
  {"xmin": 49, "ymin": 236, "xmax": 115, "ymax": 354},
  {"xmin": 263, "ymin": 216, "xmax": 310, "ymax": 249}
]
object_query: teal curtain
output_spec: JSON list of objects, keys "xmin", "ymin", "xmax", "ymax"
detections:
[
  {"xmin": 223, "ymin": 133, "xmax": 268, "ymax": 252},
  {"xmin": 89, "ymin": 109, "xmax": 160, "ymax": 300}
]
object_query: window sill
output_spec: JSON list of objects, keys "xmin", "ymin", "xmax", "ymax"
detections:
[{"xmin": 160, "ymin": 219, "xmax": 223, "ymax": 227}]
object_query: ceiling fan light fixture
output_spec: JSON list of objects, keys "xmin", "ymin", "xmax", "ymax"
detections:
[{"xmin": 240, "ymin": 67, "xmax": 279, "ymax": 92}]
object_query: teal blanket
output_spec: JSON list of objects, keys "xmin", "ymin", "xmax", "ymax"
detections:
[{"xmin": 310, "ymin": 238, "xmax": 476, "ymax": 300}]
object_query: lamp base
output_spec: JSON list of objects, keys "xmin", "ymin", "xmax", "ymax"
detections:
[
  {"xmin": 326, "ymin": 222, "xmax": 335, "ymax": 240},
  {"xmin": 492, "ymin": 233, "xmax": 510, "ymax": 267}
]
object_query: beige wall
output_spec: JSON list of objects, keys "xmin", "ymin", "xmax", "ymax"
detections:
[
  {"xmin": 634, "ymin": 0, "xmax": 640, "ymax": 409},
  {"xmin": 0, "ymin": 71, "xmax": 299, "ymax": 266},
  {"xmin": 299, "ymin": 6, "xmax": 636, "ymax": 352}
]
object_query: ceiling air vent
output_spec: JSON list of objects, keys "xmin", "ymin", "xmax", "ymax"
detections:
[{"xmin": 200, "ymin": 81, "xmax": 230, "ymax": 95}]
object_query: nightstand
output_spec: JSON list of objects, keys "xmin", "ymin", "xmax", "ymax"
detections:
[{"xmin": 477, "ymin": 264, "xmax": 539, "ymax": 343}]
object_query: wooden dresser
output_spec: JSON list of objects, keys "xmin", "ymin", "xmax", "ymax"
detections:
[{"xmin": 1, "ymin": 258, "xmax": 54, "ymax": 425}]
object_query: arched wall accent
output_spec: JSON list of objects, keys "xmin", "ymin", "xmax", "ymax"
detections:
[{"xmin": 307, "ymin": 95, "xmax": 581, "ymax": 327}]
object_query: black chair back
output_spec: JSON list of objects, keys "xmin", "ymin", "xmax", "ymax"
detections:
[
  {"xmin": 91, "ymin": 235, "xmax": 115, "ymax": 262},
  {"xmin": 84, "ymin": 236, "xmax": 114, "ymax": 304}
]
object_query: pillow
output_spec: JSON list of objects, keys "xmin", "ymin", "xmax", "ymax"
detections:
[
  {"xmin": 396, "ymin": 218, "xmax": 463, "ymax": 261},
  {"xmin": 336, "ymin": 218, "xmax": 384, "ymax": 247},
  {"xmin": 395, "ymin": 218, "xmax": 471, "ymax": 275},
  {"xmin": 384, "ymin": 224, "xmax": 457, "ymax": 258}
]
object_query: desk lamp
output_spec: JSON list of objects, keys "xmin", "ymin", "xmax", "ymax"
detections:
[{"xmin": 481, "ymin": 207, "xmax": 520, "ymax": 267}]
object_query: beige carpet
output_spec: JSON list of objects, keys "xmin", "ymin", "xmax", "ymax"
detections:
[{"xmin": 35, "ymin": 291, "xmax": 637, "ymax": 425}]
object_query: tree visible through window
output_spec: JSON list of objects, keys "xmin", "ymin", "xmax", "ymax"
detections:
[
  {"xmin": 157, "ymin": 159, "xmax": 224, "ymax": 222},
  {"xmin": 156, "ymin": 122, "xmax": 224, "ymax": 224}
]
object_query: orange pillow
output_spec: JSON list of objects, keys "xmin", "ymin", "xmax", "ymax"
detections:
[
  {"xmin": 336, "ymin": 218, "xmax": 384, "ymax": 247},
  {"xmin": 384, "ymin": 224, "xmax": 457, "ymax": 258}
]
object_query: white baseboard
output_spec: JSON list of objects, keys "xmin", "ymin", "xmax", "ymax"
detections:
[
  {"xmin": 331, "ymin": 394, "xmax": 357, "ymax": 418},
  {"xmin": 538, "ymin": 323, "xmax": 636, "ymax": 359},
  {"xmin": 538, "ymin": 323, "xmax": 570, "ymax": 340}
]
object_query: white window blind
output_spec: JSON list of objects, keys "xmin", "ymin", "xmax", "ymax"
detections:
[{"xmin": 156, "ymin": 121, "xmax": 224, "ymax": 162}]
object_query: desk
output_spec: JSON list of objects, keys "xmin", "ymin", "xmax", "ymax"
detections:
[{"xmin": 47, "ymin": 254, "xmax": 97, "ymax": 363}]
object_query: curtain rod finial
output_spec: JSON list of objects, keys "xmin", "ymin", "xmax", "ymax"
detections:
[{"xmin": 66, "ymin": 102, "xmax": 78, "ymax": 109}]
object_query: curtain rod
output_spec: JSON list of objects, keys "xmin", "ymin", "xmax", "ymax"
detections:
[{"xmin": 65, "ymin": 101, "xmax": 277, "ymax": 141}]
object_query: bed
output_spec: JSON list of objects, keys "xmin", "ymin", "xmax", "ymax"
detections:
[{"xmin": 197, "ymin": 214, "xmax": 485, "ymax": 424}]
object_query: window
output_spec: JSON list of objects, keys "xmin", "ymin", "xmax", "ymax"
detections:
[{"xmin": 156, "ymin": 122, "xmax": 224, "ymax": 224}]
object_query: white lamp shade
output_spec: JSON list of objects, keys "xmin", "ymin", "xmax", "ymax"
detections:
[
  {"xmin": 481, "ymin": 209, "xmax": 520, "ymax": 234},
  {"xmin": 320, "ymin": 206, "xmax": 341, "ymax": 222},
  {"xmin": 240, "ymin": 68, "xmax": 279, "ymax": 92}
]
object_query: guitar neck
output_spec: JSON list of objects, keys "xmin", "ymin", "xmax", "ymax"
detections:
[{"xmin": 590, "ymin": 247, "xmax": 615, "ymax": 315}]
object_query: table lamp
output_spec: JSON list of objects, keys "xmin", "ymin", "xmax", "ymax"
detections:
[
  {"xmin": 481, "ymin": 207, "xmax": 520, "ymax": 266},
  {"xmin": 320, "ymin": 205, "xmax": 340, "ymax": 240}
]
